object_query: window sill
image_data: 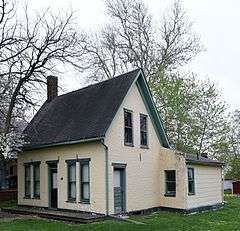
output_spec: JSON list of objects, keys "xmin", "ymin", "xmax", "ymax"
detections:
[
  {"xmin": 164, "ymin": 193, "xmax": 176, "ymax": 197},
  {"xmin": 79, "ymin": 200, "xmax": 90, "ymax": 205},
  {"xmin": 66, "ymin": 199, "xmax": 76, "ymax": 203},
  {"xmin": 188, "ymin": 193, "xmax": 195, "ymax": 196},
  {"xmin": 32, "ymin": 196, "xmax": 40, "ymax": 200},
  {"xmin": 23, "ymin": 196, "xmax": 31, "ymax": 199},
  {"xmin": 140, "ymin": 145, "xmax": 149, "ymax": 149},
  {"xmin": 124, "ymin": 143, "xmax": 134, "ymax": 147}
]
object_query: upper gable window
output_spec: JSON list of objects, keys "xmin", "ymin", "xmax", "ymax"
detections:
[
  {"xmin": 140, "ymin": 114, "xmax": 148, "ymax": 147},
  {"xmin": 124, "ymin": 109, "xmax": 133, "ymax": 146}
]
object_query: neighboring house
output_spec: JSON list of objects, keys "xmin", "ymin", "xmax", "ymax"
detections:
[
  {"xmin": 224, "ymin": 178, "xmax": 233, "ymax": 191},
  {"xmin": 233, "ymin": 181, "xmax": 240, "ymax": 194},
  {"xmin": 18, "ymin": 69, "xmax": 224, "ymax": 215},
  {"xmin": 0, "ymin": 158, "xmax": 17, "ymax": 190}
]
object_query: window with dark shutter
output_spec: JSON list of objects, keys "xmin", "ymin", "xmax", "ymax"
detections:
[
  {"xmin": 33, "ymin": 164, "xmax": 40, "ymax": 198},
  {"xmin": 80, "ymin": 160, "xmax": 90, "ymax": 203},
  {"xmin": 140, "ymin": 114, "xmax": 148, "ymax": 147},
  {"xmin": 67, "ymin": 162, "xmax": 76, "ymax": 201},
  {"xmin": 165, "ymin": 170, "xmax": 176, "ymax": 197},
  {"xmin": 188, "ymin": 168, "xmax": 195, "ymax": 195},
  {"xmin": 124, "ymin": 109, "xmax": 133, "ymax": 146},
  {"xmin": 25, "ymin": 165, "xmax": 31, "ymax": 198}
]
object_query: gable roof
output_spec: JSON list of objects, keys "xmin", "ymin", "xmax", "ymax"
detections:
[{"xmin": 23, "ymin": 69, "xmax": 171, "ymax": 150}]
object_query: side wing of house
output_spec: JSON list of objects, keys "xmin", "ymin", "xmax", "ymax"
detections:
[{"xmin": 186, "ymin": 164, "xmax": 223, "ymax": 210}]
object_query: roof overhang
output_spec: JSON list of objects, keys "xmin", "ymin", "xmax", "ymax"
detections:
[
  {"xmin": 135, "ymin": 70, "xmax": 171, "ymax": 148},
  {"xmin": 23, "ymin": 136, "xmax": 104, "ymax": 151},
  {"xmin": 186, "ymin": 159, "xmax": 225, "ymax": 167}
]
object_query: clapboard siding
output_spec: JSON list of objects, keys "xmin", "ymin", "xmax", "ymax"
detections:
[{"xmin": 187, "ymin": 165, "xmax": 223, "ymax": 209}]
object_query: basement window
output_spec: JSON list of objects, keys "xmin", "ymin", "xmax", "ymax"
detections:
[
  {"xmin": 165, "ymin": 170, "xmax": 176, "ymax": 197},
  {"xmin": 188, "ymin": 168, "xmax": 195, "ymax": 195},
  {"xmin": 124, "ymin": 109, "xmax": 133, "ymax": 146}
]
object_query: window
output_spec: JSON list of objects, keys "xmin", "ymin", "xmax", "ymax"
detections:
[
  {"xmin": 25, "ymin": 165, "xmax": 31, "ymax": 198},
  {"xmin": 188, "ymin": 168, "xmax": 195, "ymax": 195},
  {"xmin": 124, "ymin": 109, "xmax": 133, "ymax": 146},
  {"xmin": 67, "ymin": 162, "xmax": 76, "ymax": 201},
  {"xmin": 140, "ymin": 114, "xmax": 148, "ymax": 147},
  {"xmin": 33, "ymin": 164, "xmax": 40, "ymax": 198},
  {"xmin": 80, "ymin": 161, "xmax": 90, "ymax": 202},
  {"xmin": 9, "ymin": 166, "xmax": 13, "ymax": 175},
  {"xmin": 165, "ymin": 170, "xmax": 176, "ymax": 196}
]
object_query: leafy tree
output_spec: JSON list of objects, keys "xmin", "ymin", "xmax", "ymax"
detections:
[
  {"xmin": 224, "ymin": 110, "xmax": 240, "ymax": 179},
  {"xmin": 151, "ymin": 71, "xmax": 229, "ymax": 157}
]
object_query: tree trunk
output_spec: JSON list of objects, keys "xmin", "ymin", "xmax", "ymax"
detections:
[{"xmin": 3, "ymin": 78, "xmax": 24, "ymax": 134}]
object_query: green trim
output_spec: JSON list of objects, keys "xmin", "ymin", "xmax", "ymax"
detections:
[
  {"xmin": 123, "ymin": 109, "xmax": 134, "ymax": 147},
  {"xmin": 101, "ymin": 140, "xmax": 109, "ymax": 216},
  {"xmin": 24, "ymin": 137, "xmax": 104, "ymax": 151},
  {"xmin": 65, "ymin": 159, "xmax": 77, "ymax": 164},
  {"xmin": 24, "ymin": 161, "xmax": 41, "ymax": 166},
  {"xmin": 80, "ymin": 159, "xmax": 90, "ymax": 203},
  {"xmin": 47, "ymin": 162, "xmax": 58, "ymax": 208},
  {"xmin": 113, "ymin": 165, "xmax": 127, "ymax": 213},
  {"xmin": 112, "ymin": 163, "xmax": 127, "ymax": 168},
  {"xmin": 164, "ymin": 170, "xmax": 176, "ymax": 197},
  {"xmin": 186, "ymin": 160, "xmax": 224, "ymax": 167},
  {"xmin": 187, "ymin": 167, "xmax": 195, "ymax": 195},
  {"xmin": 140, "ymin": 113, "xmax": 148, "ymax": 147},
  {"xmin": 24, "ymin": 165, "xmax": 31, "ymax": 198},
  {"xmin": 79, "ymin": 158, "xmax": 91, "ymax": 163},
  {"xmin": 33, "ymin": 163, "xmax": 40, "ymax": 198},
  {"xmin": 48, "ymin": 165, "xmax": 51, "ymax": 208},
  {"xmin": 67, "ymin": 161, "xmax": 76, "ymax": 201},
  {"xmin": 135, "ymin": 71, "xmax": 171, "ymax": 148},
  {"xmin": 46, "ymin": 160, "xmax": 59, "ymax": 165}
]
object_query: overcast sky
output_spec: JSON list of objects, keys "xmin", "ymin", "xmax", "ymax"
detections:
[{"xmin": 27, "ymin": 0, "xmax": 240, "ymax": 111}]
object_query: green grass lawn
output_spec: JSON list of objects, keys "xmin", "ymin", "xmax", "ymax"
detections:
[
  {"xmin": 0, "ymin": 200, "xmax": 17, "ymax": 208},
  {"xmin": 0, "ymin": 196, "xmax": 239, "ymax": 231}
]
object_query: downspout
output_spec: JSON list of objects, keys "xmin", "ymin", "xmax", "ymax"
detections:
[{"xmin": 101, "ymin": 140, "xmax": 109, "ymax": 216}]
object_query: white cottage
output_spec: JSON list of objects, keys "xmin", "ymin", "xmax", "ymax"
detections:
[{"xmin": 18, "ymin": 69, "xmax": 224, "ymax": 215}]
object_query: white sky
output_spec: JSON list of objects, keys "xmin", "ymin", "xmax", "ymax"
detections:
[{"xmin": 27, "ymin": 0, "xmax": 240, "ymax": 111}]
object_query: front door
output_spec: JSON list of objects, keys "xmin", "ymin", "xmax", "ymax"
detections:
[
  {"xmin": 114, "ymin": 168, "xmax": 125, "ymax": 214},
  {"xmin": 49, "ymin": 166, "xmax": 58, "ymax": 209}
]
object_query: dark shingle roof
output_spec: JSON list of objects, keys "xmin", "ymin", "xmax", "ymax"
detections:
[
  {"xmin": 185, "ymin": 154, "xmax": 224, "ymax": 166},
  {"xmin": 23, "ymin": 69, "xmax": 140, "ymax": 149}
]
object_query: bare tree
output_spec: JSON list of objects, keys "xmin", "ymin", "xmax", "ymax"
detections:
[
  {"xmin": 158, "ymin": 1, "xmax": 202, "ymax": 71},
  {"xmin": 0, "ymin": 0, "xmax": 81, "ymax": 134},
  {"xmin": 77, "ymin": 0, "xmax": 202, "ymax": 82}
]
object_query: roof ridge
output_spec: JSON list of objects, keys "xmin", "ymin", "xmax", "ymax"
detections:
[{"xmin": 56, "ymin": 68, "xmax": 141, "ymax": 100}]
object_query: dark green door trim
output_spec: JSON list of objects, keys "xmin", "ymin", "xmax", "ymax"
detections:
[
  {"xmin": 113, "ymin": 164, "xmax": 126, "ymax": 214},
  {"xmin": 47, "ymin": 162, "xmax": 58, "ymax": 209}
]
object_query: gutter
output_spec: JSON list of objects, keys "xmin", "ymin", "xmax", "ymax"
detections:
[
  {"xmin": 186, "ymin": 160, "xmax": 225, "ymax": 167},
  {"xmin": 101, "ymin": 140, "xmax": 109, "ymax": 216},
  {"xmin": 23, "ymin": 137, "xmax": 104, "ymax": 151}
]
